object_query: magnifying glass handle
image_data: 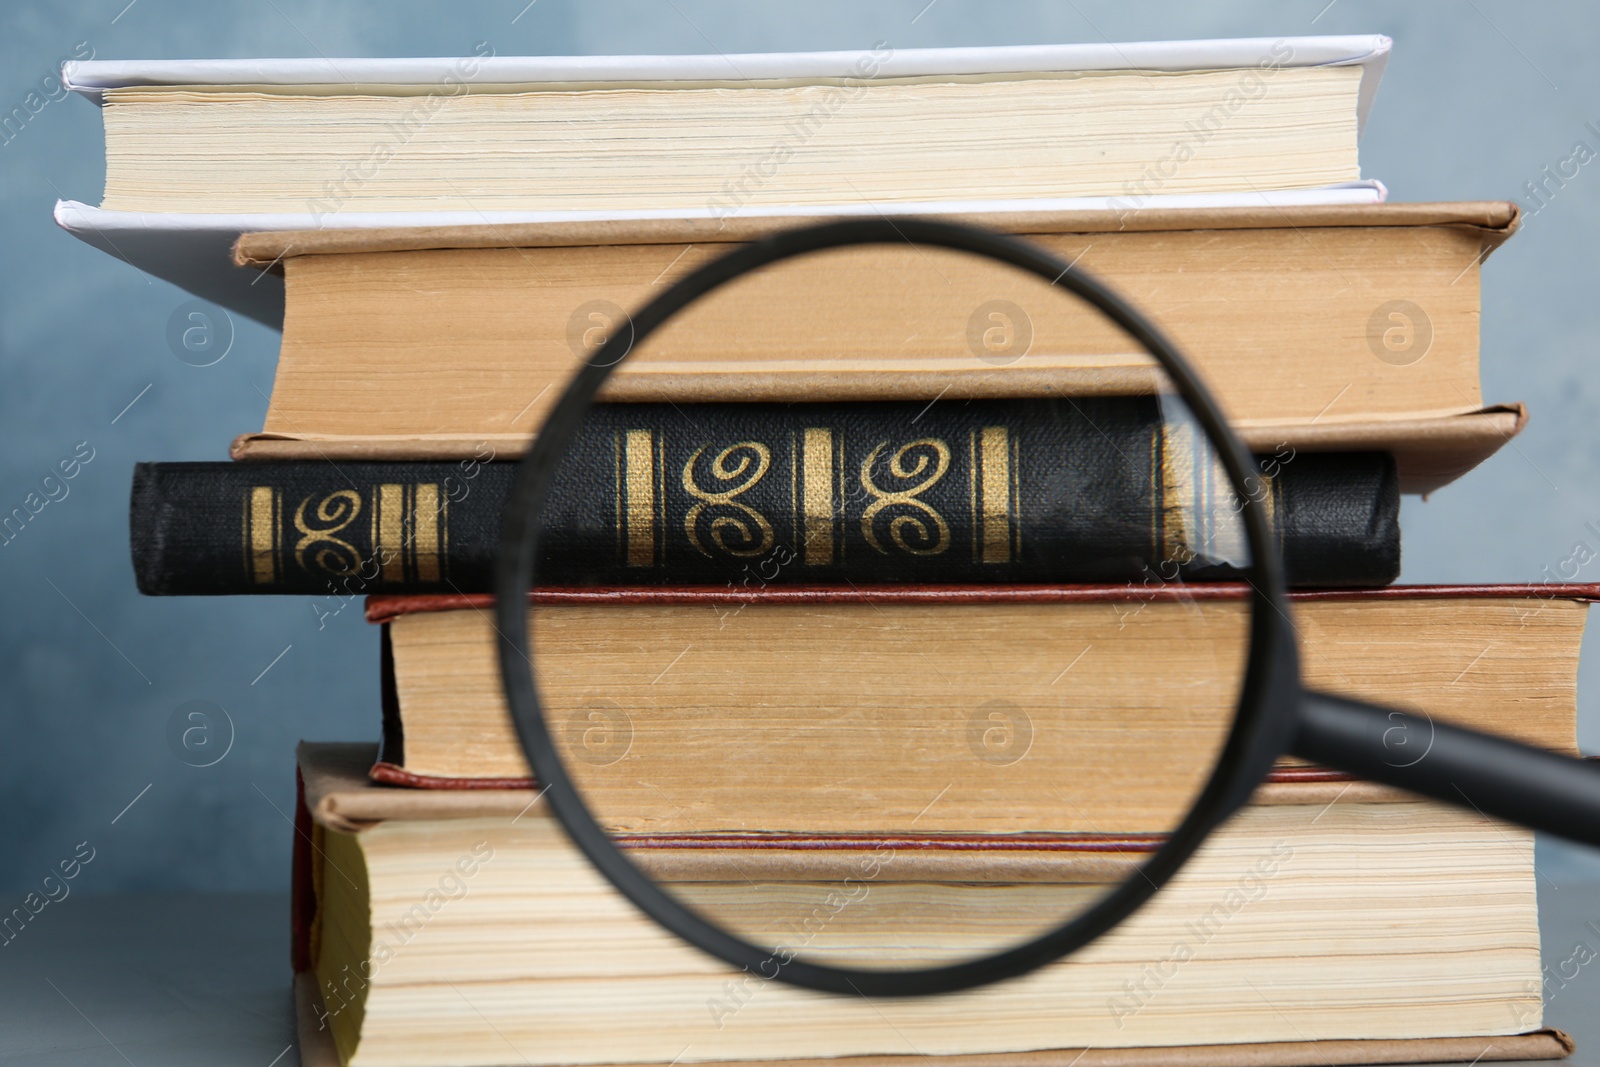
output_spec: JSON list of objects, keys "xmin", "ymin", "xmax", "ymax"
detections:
[{"xmin": 1293, "ymin": 689, "xmax": 1600, "ymax": 848}]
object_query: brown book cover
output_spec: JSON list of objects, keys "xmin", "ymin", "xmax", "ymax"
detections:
[
  {"xmin": 368, "ymin": 579, "xmax": 1600, "ymax": 796},
  {"xmin": 230, "ymin": 203, "xmax": 1522, "ymax": 494},
  {"xmin": 237, "ymin": 202, "xmax": 1522, "ymax": 265}
]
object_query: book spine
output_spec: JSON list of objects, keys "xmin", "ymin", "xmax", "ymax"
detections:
[{"xmin": 130, "ymin": 400, "xmax": 1399, "ymax": 595}]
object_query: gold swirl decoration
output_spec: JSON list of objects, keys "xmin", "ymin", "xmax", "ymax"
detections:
[
  {"xmin": 860, "ymin": 438, "xmax": 952, "ymax": 556},
  {"xmin": 293, "ymin": 489, "xmax": 363, "ymax": 575},
  {"xmin": 682, "ymin": 442, "xmax": 774, "ymax": 558}
]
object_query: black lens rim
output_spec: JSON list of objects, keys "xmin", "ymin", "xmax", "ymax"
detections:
[{"xmin": 494, "ymin": 217, "xmax": 1296, "ymax": 997}]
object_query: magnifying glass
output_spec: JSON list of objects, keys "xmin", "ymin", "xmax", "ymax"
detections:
[{"xmin": 495, "ymin": 217, "xmax": 1600, "ymax": 998}]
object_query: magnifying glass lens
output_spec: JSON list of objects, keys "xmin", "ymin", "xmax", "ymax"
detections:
[{"xmin": 524, "ymin": 240, "xmax": 1256, "ymax": 971}]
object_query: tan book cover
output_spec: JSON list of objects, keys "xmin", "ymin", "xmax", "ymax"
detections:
[
  {"xmin": 367, "ymin": 584, "xmax": 1593, "ymax": 809},
  {"xmin": 232, "ymin": 203, "xmax": 1521, "ymax": 493}
]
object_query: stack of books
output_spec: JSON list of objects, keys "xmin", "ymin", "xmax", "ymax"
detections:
[{"xmin": 65, "ymin": 35, "xmax": 1587, "ymax": 1066}]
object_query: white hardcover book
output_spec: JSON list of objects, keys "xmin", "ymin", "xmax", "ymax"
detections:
[
  {"xmin": 61, "ymin": 37, "xmax": 1390, "ymax": 114},
  {"xmin": 55, "ymin": 36, "xmax": 1391, "ymax": 326}
]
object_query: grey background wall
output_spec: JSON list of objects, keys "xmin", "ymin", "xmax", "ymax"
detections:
[{"xmin": 3, "ymin": 0, "xmax": 1598, "ymax": 894}]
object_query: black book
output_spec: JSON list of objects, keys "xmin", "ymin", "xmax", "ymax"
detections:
[{"xmin": 130, "ymin": 400, "xmax": 1399, "ymax": 596}]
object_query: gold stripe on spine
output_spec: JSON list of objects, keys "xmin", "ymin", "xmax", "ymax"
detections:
[
  {"xmin": 376, "ymin": 484, "xmax": 406, "ymax": 582},
  {"xmin": 248, "ymin": 487, "xmax": 278, "ymax": 584},
  {"xmin": 1148, "ymin": 424, "xmax": 1160, "ymax": 565},
  {"xmin": 613, "ymin": 433, "xmax": 623, "ymax": 562},
  {"xmin": 1011, "ymin": 428, "xmax": 1022, "ymax": 560},
  {"xmin": 801, "ymin": 428, "xmax": 835, "ymax": 566},
  {"xmin": 1266, "ymin": 473, "xmax": 1280, "ymax": 548},
  {"xmin": 369, "ymin": 486, "xmax": 378, "ymax": 575},
  {"xmin": 413, "ymin": 484, "xmax": 442, "ymax": 583},
  {"xmin": 658, "ymin": 432, "xmax": 667, "ymax": 563},
  {"xmin": 789, "ymin": 431, "xmax": 799, "ymax": 554},
  {"xmin": 978, "ymin": 427, "xmax": 1012, "ymax": 564},
  {"xmin": 623, "ymin": 430, "xmax": 656, "ymax": 568},
  {"xmin": 1160, "ymin": 422, "xmax": 1194, "ymax": 564},
  {"xmin": 968, "ymin": 432, "xmax": 979, "ymax": 563}
]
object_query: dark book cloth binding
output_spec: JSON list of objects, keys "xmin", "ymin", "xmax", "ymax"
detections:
[{"xmin": 132, "ymin": 400, "xmax": 1400, "ymax": 595}]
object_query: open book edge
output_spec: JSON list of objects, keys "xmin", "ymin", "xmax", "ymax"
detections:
[{"xmin": 291, "ymin": 971, "xmax": 1569, "ymax": 1067}]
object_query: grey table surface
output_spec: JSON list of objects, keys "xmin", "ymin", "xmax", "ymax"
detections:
[{"xmin": 2, "ymin": 887, "xmax": 1598, "ymax": 1067}]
